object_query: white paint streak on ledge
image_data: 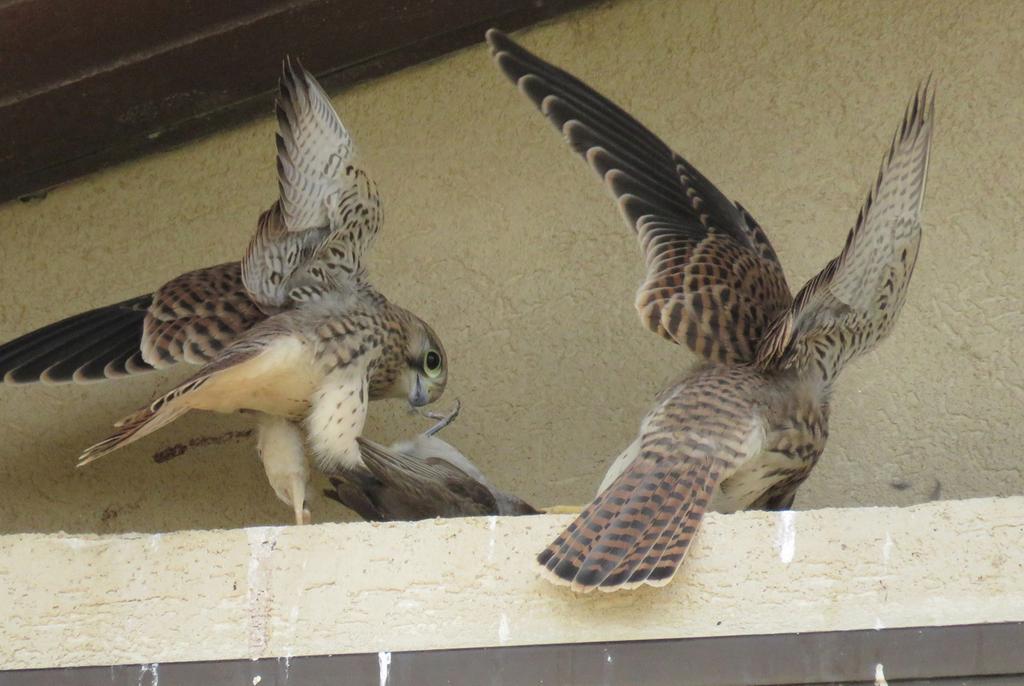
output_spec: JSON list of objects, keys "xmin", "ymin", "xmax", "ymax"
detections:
[
  {"xmin": 0, "ymin": 497, "xmax": 1022, "ymax": 671},
  {"xmin": 774, "ymin": 510, "xmax": 797, "ymax": 564},
  {"xmin": 377, "ymin": 651, "xmax": 391, "ymax": 686}
]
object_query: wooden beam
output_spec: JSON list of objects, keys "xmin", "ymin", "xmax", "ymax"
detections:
[
  {"xmin": 3, "ymin": 623, "xmax": 1024, "ymax": 685},
  {"xmin": 0, "ymin": 0, "xmax": 595, "ymax": 204}
]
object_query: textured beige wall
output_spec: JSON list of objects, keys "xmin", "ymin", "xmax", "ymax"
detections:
[
  {"xmin": 0, "ymin": 0, "xmax": 1021, "ymax": 534},
  {"xmin": 2, "ymin": 497, "xmax": 1022, "ymax": 669}
]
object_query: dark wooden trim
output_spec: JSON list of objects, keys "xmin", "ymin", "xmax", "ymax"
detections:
[
  {"xmin": 2, "ymin": 622, "xmax": 1022, "ymax": 685},
  {"xmin": 0, "ymin": 0, "xmax": 596, "ymax": 204}
]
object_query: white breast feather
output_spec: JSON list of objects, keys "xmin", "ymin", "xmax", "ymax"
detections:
[{"xmin": 306, "ymin": 365, "xmax": 369, "ymax": 470}]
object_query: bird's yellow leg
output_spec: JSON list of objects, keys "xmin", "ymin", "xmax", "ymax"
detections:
[
  {"xmin": 257, "ymin": 416, "xmax": 312, "ymax": 526},
  {"xmin": 292, "ymin": 475, "xmax": 312, "ymax": 525},
  {"xmin": 540, "ymin": 505, "xmax": 584, "ymax": 514}
]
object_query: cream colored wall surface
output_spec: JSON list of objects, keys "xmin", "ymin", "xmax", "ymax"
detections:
[{"xmin": 0, "ymin": 0, "xmax": 1021, "ymax": 534}]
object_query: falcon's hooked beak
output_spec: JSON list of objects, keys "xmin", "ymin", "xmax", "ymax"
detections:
[{"xmin": 409, "ymin": 375, "xmax": 431, "ymax": 408}]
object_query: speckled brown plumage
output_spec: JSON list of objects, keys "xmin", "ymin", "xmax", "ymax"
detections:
[
  {"xmin": 142, "ymin": 262, "xmax": 266, "ymax": 368},
  {"xmin": 488, "ymin": 29, "xmax": 934, "ymax": 591},
  {"xmin": 1, "ymin": 58, "xmax": 448, "ymax": 524}
]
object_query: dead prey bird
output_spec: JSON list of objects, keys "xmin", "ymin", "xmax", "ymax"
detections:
[
  {"xmin": 326, "ymin": 401, "xmax": 539, "ymax": 520},
  {"xmin": 488, "ymin": 29, "xmax": 933, "ymax": 591}
]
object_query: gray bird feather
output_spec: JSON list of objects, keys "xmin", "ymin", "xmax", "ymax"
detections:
[{"xmin": 326, "ymin": 404, "xmax": 538, "ymax": 520}]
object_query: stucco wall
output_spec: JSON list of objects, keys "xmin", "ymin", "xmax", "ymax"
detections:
[{"xmin": 0, "ymin": 0, "xmax": 1021, "ymax": 534}]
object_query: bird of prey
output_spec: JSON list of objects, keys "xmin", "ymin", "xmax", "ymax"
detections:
[
  {"xmin": 326, "ymin": 400, "xmax": 540, "ymax": 520},
  {"xmin": 0, "ymin": 59, "xmax": 448, "ymax": 525},
  {"xmin": 487, "ymin": 29, "xmax": 934, "ymax": 592}
]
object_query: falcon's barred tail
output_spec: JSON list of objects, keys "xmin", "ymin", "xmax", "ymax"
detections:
[
  {"xmin": 78, "ymin": 330, "xmax": 297, "ymax": 467},
  {"xmin": 77, "ymin": 366, "xmax": 219, "ymax": 465},
  {"xmin": 538, "ymin": 452, "xmax": 721, "ymax": 592},
  {"xmin": 78, "ymin": 401, "xmax": 189, "ymax": 466},
  {"xmin": 0, "ymin": 295, "xmax": 155, "ymax": 384}
]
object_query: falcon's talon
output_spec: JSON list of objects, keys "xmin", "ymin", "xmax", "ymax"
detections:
[{"xmin": 422, "ymin": 398, "xmax": 461, "ymax": 437}]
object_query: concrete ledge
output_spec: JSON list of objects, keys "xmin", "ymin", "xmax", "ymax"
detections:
[{"xmin": 1, "ymin": 497, "xmax": 1022, "ymax": 670}]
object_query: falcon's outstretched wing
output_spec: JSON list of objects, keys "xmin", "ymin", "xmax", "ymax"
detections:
[
  {"xmin": 0, "ymin": 262, "xmax": 265, "ymax": 384},
  {"xmin": 243, "ymin": 58, "xmax": 383, "ymax": 308},
  {"xmin": 756, "ymin": 82, "xmax": 934, "ymax": 380},
  {"xmin": 487, "ymin": 29, "xmax": 792, "ymax": 365}
]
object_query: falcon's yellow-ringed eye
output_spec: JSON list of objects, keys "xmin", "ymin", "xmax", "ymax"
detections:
[{"xmin": 423, "ymin": 349, "xmax": 443, "ymax": 378}]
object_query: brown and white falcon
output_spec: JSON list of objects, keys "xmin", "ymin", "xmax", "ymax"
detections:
[
  {"xmin": 487, "ymin": 29, "xmax": 934, "ymax": 592},
  {"xmin": 0, "ymin": 59, "xmax": 448, "ymax": 525}
]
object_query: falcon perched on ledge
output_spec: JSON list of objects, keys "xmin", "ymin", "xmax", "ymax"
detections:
[
  {"xmin": 488, "ymin": 29, "xmax": 933, "ymax": 592},
  {"xmin": 0, "ymin": 59, "xmax": 448, "ymax": 525}
]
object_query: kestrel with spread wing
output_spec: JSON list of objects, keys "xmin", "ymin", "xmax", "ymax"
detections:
[
  {"xmin": 325, "ymin": 401, "xmax": 540, "ymax": 520},
  {"xmin": 487, "ymin": 29, "xmax": 933, "ymax": 592},
  {"xmin": 0, "ymin": 59, "xmax": 448, "ymax": 524}
]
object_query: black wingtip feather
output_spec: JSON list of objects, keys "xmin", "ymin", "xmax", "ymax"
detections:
[
  {"xmin": 100, "ymin": 338, "xmax": 155, "ymax": 380},
  {"xmin": 0, "ymin": 295, "xmax": 151, "ymax": 385},
  {"xmin": 38, "ymin": 320, "xmax": 143, "ymax": 384},
  {"xmin": 7, "ymin": 312, "xmax": 139, "ymax": 383},
  {"xmin": 484, "ymin": 28, "xmax": 511, "ymax": 53}
]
